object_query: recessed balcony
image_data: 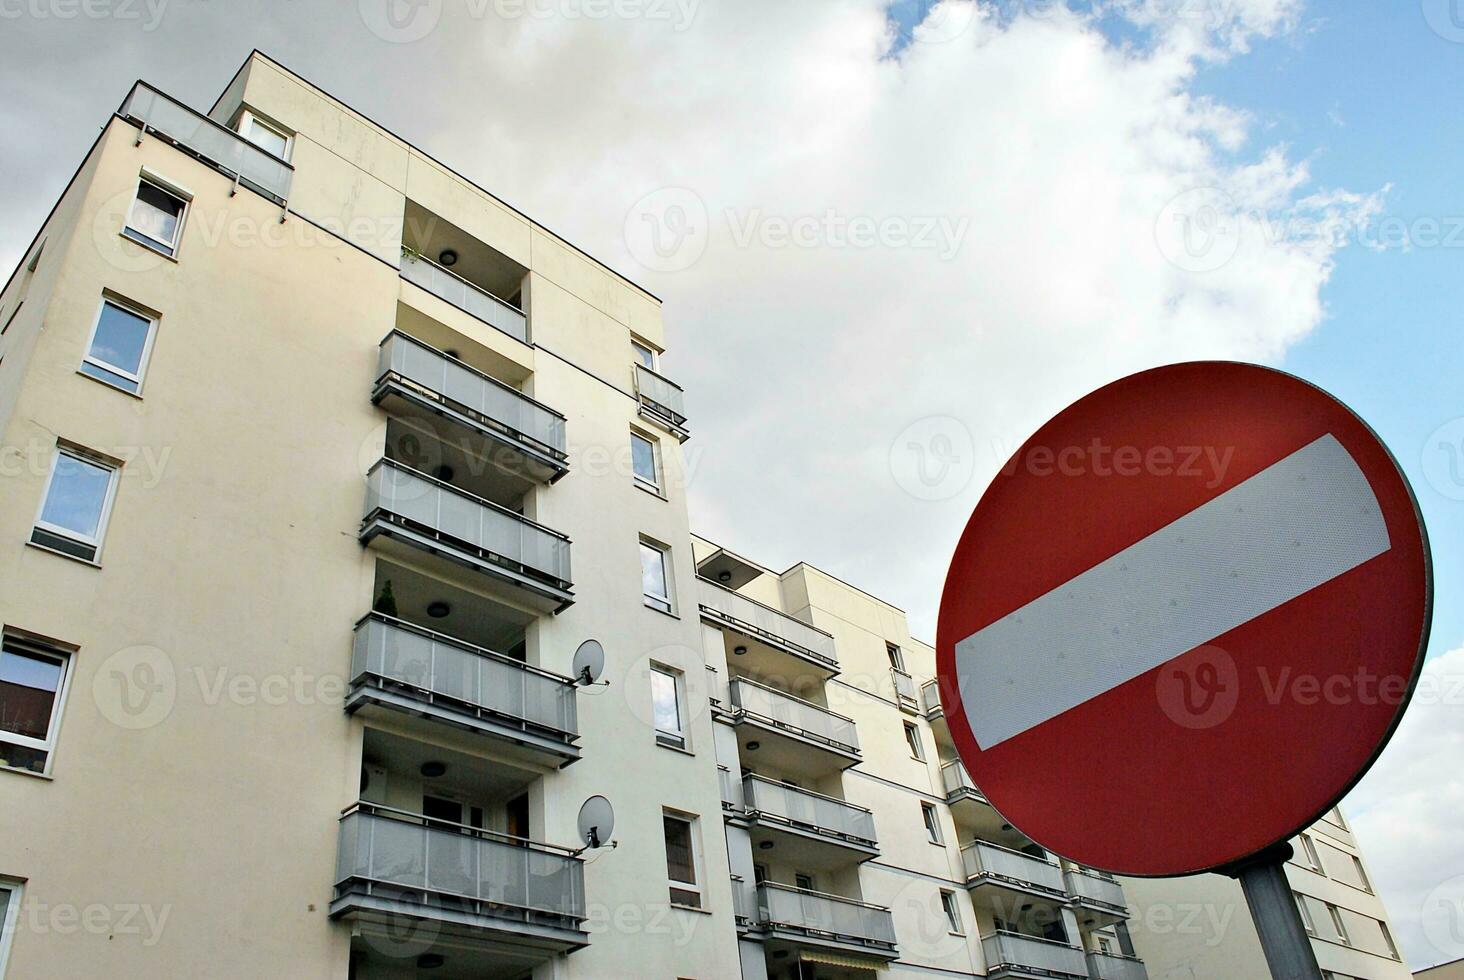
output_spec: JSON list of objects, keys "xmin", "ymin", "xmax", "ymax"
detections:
[
  {"xmin": 361, "ymin": 459, "xmax": 573, "ymax": 614},
  {"xmin": 346, "ymin": 613, "xmax": 579, "ymax": 769},
  {"xmin": 725, "ymin": 677, "xmax": 860, "ymax": 777},
  {"xmin": 981, "ymin": 931, "xmax": 1089, "ymax": 980},
  {"xmin": 400, "ymin": 249, "xmax": 529, "ymax": 345},
  {"xmin": 331, "ymin": 802, "xmax": 587, "ymax": 970},
  {"xmin": 1066, "ymin": 868, "xmax": 1131, "ymax": 930},
  {"xmin": 963, "ymin": 839, "xmax": 1070, "ymax": 914},
  {"xmin": 633, "ymin": 363, "xmax": 688, "ymax": 441},
  {"xmin": 752, "ymin": 882, "xmax": 897, "ymax": 964},
  {"xmin": 1086, "ymin": 949, "xmax": 1149, "ymax": 980},
  {"xmin": 374, "ymin": 331, "xmax": 567, "ymax": 485},
  {"xmin": 699, "ymin": 577, "xmax": 838, "ymax": 681},
  {"xmin": 739, "ymin": 774, "xmax": 878, "ymax": 868}
]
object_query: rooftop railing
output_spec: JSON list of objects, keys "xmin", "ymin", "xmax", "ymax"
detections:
[{"xmin": 697, "ymin": 577, "xmax": 837, "ymax": 670}]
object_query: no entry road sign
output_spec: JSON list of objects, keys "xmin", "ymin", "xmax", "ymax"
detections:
[{"xmin": 936, "ymin": 361, "xmax": 1431, "ymax": 877}]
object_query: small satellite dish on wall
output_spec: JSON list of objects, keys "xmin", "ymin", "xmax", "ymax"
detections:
[
  {"xmin": 577, "ymin": 795, "xmax": 616, "ymax": 850},
  {"xmin": 571, "ymin": 639, "xmax": 606, "ymax": 686}
]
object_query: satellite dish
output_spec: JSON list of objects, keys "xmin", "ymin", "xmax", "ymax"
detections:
[
  {"xmin": 577, "ymin": 795, "xmax": 615, "ymax": 849},
  {"xmin": 572, "ymin": 639, "xmax": 606, "ymax": 685}
]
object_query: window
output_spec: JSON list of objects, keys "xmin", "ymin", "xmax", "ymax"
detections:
[
  {"xmin": 1380, "ymin": 920, "xmax": 1399, "ymax": 959},
  {"xmin": 32, "ymin": 447, "xmax": 120, "ymax": 562},
  {"xmin": 0, "ymin": 880, "xmax": 20, "ymax": 974},
  {"xmin": 1293, "ymin": 892, "xmax": 1315, "ymax": 935},
  {"xmin": 1, "ymin": 302, "xmax": 19, "ymax": 336},
  {"xmin": 651, "ymin": 666, "xmax": 685, "ymax": 749},
  {"xmin": 663, "ymin": 812, "xmax": 701, "ymax": 908},
  {"xmin": 1297, "ymin": 834, "xmax": 1322, "ymax": 871},
  {"xmin": 921, "ymin": 802, "xmax": 942, "ymax": 844},
  {"xmin": 0, "ymin": 632, "xmax": 74, "ymax": 775},
  {"xmin": 794, "ymin": 872, "xmax": 815, "ymax": 892},
  {"xmin": 123, "ymin": 177, "xmax": 188, "ymax": 257},
  {"xmin": 631, "ymin": 430, "xmax": 661, "ymax": 492},
  {"xmin": 80, "ymin": 296, "xmax": 158, "ymax": 395},
  {"xmin": 903, "ymin": 721, "xmax": 924, "ymax": 760},
  {"xmin": 1325, "ymin": 806, "xmax": 1348, "ymax": 830},
  {"xmin": 631, "ymin": 338, "xmax": 658, "ymax": 370},
  {"xmin": 1350, "ymin": 855, "xmax": 1371, "ymax": 892},
  {"xmin": 1327, "ymin": 904, "xmax": 1350, "ymax": 945},
  {"xmin": 886, "ymin": 642, "xmax": 905, "ymax": 671},
  {"xmin": 236, "ymin": 109, "xmax": 292, "ymax": 160},
  {"xmin": 640, "ymin": 540, "xmax": 673, "ymax": 613},
  {"xmin": 940, "ymin": 890, "xmax": 963, "ymax": 934},
  {"xmin": 1098, "ymin": 937, "xmax": 1113, "ymax": 955}
]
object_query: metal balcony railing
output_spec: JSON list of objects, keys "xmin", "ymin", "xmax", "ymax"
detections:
[
  {"xmin": 633, "ymin": 363, "xmax": 688, "ymax": 437},
  {"xmin": 1086, "ymin": 949, "xmax": 1148, "ymax": 980},
  {"xmin": 697, "ymin": 577, "xmax": 837, "ymax": 670},
  {"xmin": 400, "ymin": 249, "xmax": 528, "ymax": 344},
  {"xmin": 742, "ymin": 774, "xmax": 877, "ymax": 848},
  {"xmin": 941, "ymin": 760, "xmax": 985, "ymax": 802},
  {"xmin": 363, "ymin": 459, "xmax": 571, "ymax": 590},
  {"xmin": 118, "ymin": 82, "xmax": 293, "ymax": 206},
  {"xmin": 718, "ymin": 765, "xmax": 741, "ymax": 812},
  {"xmin": 756, "ymin": 882, "xmax": 896, "ymax": 952},
  {"xmin": 962, "ymin": 840, "xmax": 1067, "ymax": 896},
  {"xmin": 376, "ymin": 331, "xmax": 565, "ymax": 463},
  {"xmin": 727, "ymin": 677, "xmax": 859, "ymax": 756},
  {"xmin": 350, "ymin": 613, "xmax": 577, "ymax": 739},
  {"xmin": 1066, "ymin": 868, "xmax": 1128, "ymax": 913},
  {"xmin": 731, "ymin": 875, "xmax": 754, "ymax": 928},
  {"xmin": 981, "ymin": 931, "xmax": 1088, "ymax": 978},
  {"xmin": 333, "ymin": 803, "xmax": 585, "ymax": 928},
  {"xmin": 891, "ymin": 667, "xmax": 917, "ymax": 709}
]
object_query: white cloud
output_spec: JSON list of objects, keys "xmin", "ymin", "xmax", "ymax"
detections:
[{"xmin": 1345, "ymin": 645, "xmax": 1464, "ymax": 969}]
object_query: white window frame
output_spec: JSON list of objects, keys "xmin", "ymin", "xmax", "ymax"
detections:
[
  {"xmin": 32, "ymin": 446, "xmax": 121, "ymax": 562},
  {"xmin": 630, "ymin": 429, "xmax": 662, "ymax": 493},
  {"xmin": 631, "ymin": 337, "xmax": 659, "ymax": 371},
  {"xmin": 1350, "ymin": 855, "xmax": 1371, "ymax": 892},
  {"xmin": 939, "ymin": 889, "xmax": 963, "ymax": 934},
  {"xmin": 1294, "ymin": 892, "xmax": 1316, "ymax": 935},
  {"xmin": 1297, "ymin": 833, "xmax": 1322, "ymax": 871},
  {"xmin": 123, "ymin": 175, "xmax": 190, "ymax": 258},
  {"xmin": 1327, "ymin": 904, "xmax": 1350, "ymax": 945},
  {"xmin": 235, "ymin": 109, "xmax": 294, "ymax": 160},
  {"xmin": 0, "ymin": 633, "xmax": 75, "ymax": 776},
  {"xmin": 0, "ymin": 880, "xmax": 21, "ymax": 974},
  {"xmin": 903, "ymin": 721, "xmax": 924, "ymax": 760},
  {"xmin": 1098, "ymin": 936, "xmax": 1113, "ymax": 955},
  {"xmin": 640, "ymin": 539, "xmax": 674, "ymax": 614},
  {"xmin": 921, "ymin": 802, "xmax": 942, "ymax": 844},
  {"xmin": 1380, "ymin": 920, "xmax": 1398, "ymax": 959},
  {"xmin": 650, "ymin": 664, "xmax": 686, "ymax": 750},
  {"xmin": 663, "ymin": 810, "xmax": 703, "ymax": 909},
  {"xmin": 80, "ymin": 294, "xmax": 159, "ymax": 396},
  {"xmin": 887, "ymin": 642, "xmax": 905, "ymax": 671}
]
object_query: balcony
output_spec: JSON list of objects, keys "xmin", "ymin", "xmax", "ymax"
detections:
[
  {"xmin": 400, "ymin": 249, "xmax": 529, "ymax": 345},
  {"xmin": 374, "ymin": 331, "xmax": 567, "ymax": 485},
  {"xmin": 118, "ymin": 82, "xmax": 293, "ymax": 207},
  {"xmin": 922, "ymin": 677, "xmax": 944, "ymax": 720},
  {"xmin": 1066, "ymin": 868, "xmax": 1131, "ymax": 930},
  {"xmin": 941, "ymin": 760, "xmax": 990, "ymax": 818},
  {"xmin": 752, "ymin": 882, "xmax": 897, "ymax": 963},
  {"xmin": 963, "ymin": 840, "xmax": 1069, "ymax": 912},
  {"xmin": 981, "ymin": 931, "xmax": 1089, "ymax": 980},
  {"xmin": 330, "ymin": 802, "xmax": 587, "ymax": 967},
  {"xmin": 1087, "ymin": 950, "xmax": 1148, "ymax": 980},
  {"xmin": 740, "ymin": 774, "xmax": 878, "ymax": 867},
  {"xmin": 361, "ymin": 459, "xmax": 573, "ymax": 613},
  {"xmin": 699, "ymin": 577, "xmax": 838, "ymax": 680},
  {"xmin": 890, "ymin": 667, "xmax": 919, "ymax": 713},
  {"xmin": 725, "ymin": 677, "xmax": 859, "ymax": 776},
  {"xmin": 346, "ymin": 613, "xmax": 579, "ymax": 768},
  {"xmin": 633, "ymin": 363, "xmax": 688, "ymax": 441}
]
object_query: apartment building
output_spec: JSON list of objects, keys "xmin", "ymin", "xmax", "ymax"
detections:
[{"xmin": 1120, "ymin": 809, "xmax": 1410, "ymax": 980}]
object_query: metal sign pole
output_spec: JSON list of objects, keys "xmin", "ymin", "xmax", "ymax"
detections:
[{"xmin": 1222, "ymin": 843, "xmax": 1324, "ymax": 980}]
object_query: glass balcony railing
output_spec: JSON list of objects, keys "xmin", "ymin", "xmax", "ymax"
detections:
[
  {"xmin": 633, "ymin": 363, "xmax": 688, "ymax": 437},
  {"xmin": 727, "ymin": 677, "xmax": 859, "ymax": 757},
  {"xmin": 962, "ymin": 840, "xmax": 1067, "ymax": 896},
  {"xmin": 118, "ymin": 82, "xmax": 293, "ymax": 206},
  {"xmin": 921, "ymin": 677, "xmax": 944, "ymax": 718},
  {"xmin": 376, "ymin": 331, "xmax": 566, "ymax": 470},
  {"xmin": 981, "ymin": 931, "xmax": 1088, "ymax": 978},
  {"xmin": 362, "ymin": 459, "xmax": 571, "ymax": 599},
  {"xmin": 333, "ymin": 803, "xmax": 585, "ymax": 937},
  {"xmin": 698, "ymin": 577, "xmax": 837, "ymax": 670},
  {"xmin": 400, "ymin": 250, "xmax": 529, "ymax": 345},
  {"xmin": 891, "ymin": 667, "xmax": 917, "ymax": 709},
  {"xmin": 941, "ymin": 760, "xmax": 985, "ymax": 802},
  {"xmin": 742, "ymin": 774, "xmax": 877, "ymax": 849},
  {"xmin": 756, "ymin": 882, "xmax": 896, "ymax": 953},
  {"xmin": 1066, "ymin": 868, "xmax": 1128, "ymax": 912},
  {"xmin": 1087, "ymin": 949, "xmax": 1148, "ymax": 980},
  {"xmin": 349, "ymin": 613, "xmax": 577, "ymax": 744}
]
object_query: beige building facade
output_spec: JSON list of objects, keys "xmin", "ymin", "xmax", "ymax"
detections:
[{"xmin": 0, "ymin": 51, "xmax": 1401, "ymax": 980}]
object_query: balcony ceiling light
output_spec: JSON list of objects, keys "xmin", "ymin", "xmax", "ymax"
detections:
[
  {"xmin": 718, "ymin": 570, "xmax": 732, "ymax": 583},
  {"xmin": 438, "ymin": 249, "xmax": 458, "ymax": 267},
  {"xmin": 758, "ymin": 840, "xmax": 774, "ymax": 850},
  {"xmin": 417, "ymin": 953, "xmax": 445, "ymax": 969},
  {"xmin": 733, "ymin": 645, "xmax": 747, "ymax": 656},
  {"xmin": 434, "ymin": 464, "xmax": 455, "ymax": 482},
  {"xmin": 427, "ymin": 601, "xmax": 451, "ymax": 619},
  {"xmin": 420, "ymin": 761, "xmax": 447, "ymax": 778},
  {"xmin": 745, "ymin": 741, "xmax": 760, "ymax": 751}
]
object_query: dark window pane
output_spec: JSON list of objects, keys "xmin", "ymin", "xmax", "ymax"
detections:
[
  {"xmin": 663, "ymin": 816, "xmax": 695, "ymax": 885},
  {"xmin": 0, "ymin": 648, "xmax": 62, "ymax": 740}
]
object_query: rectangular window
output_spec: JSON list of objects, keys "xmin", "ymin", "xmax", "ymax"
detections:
[
  {"xmin": 0, "ymin": 632, "xmax": 74, "ymax": 775},
  {"xmin": 632, "ymin": 338, "xmax": 658, "ymax": 370},
  {"xmin": 651, "ymin": 666, "xmax": 685, "ymax": 749},
  {"xmin": 794, "ymin": 872, "xmax": 815, "ymax": 891},
  {"xmin": 903, "ymin": 721, "xmax": 924, "ymax": 760},
  {"xmin": 640, "ymin": 540, "xmax": 673, "ymax": 613},
  {"xmin": 1350, "ymin": 855, "xmax": 1371, "ymax": 891},
  {"xmin": 80, "ymin": 296, "xmax": 158, "ymax": 395},
  {"xmin": 236, "ymin": 109, "xmax": 293, "ymax": 160},
  {"xmin": 1328, "ymin": 904, "xmax": 1350, "ymax": 945},
  {"xmin": 886, "ymin": 642, "xmax": 905, "ymax": 670},
  {"xmin": 1380, "ymin": 921, "xmax": 1398, "ymax": 959},
  {"xmin": 32, "ymin": 447, "xmax": 120, "ymax": 563},
  {"xmin": 0, "ymin": 880, "xmax": 20, "ymax": 975},
  {"xmin": 663, "ymin": 812, "xmax": 701, "ymax": 908},
  {"xmin": 1298, "ymin": 834, "xmax": 1322, "ymax": 871},
  {"xmin": 940, "ymin": 889, "xmax": 963, "ymax": 934},
  {"xmin": 921, "ymin": 802, "xmax": 942, "ymax": 844},
  {"xmin": 631, "ymin": 431, "xmax": 661, "ymax": 492},
  {"xmin": 123, "ymin": 177, "xmax": 188, "ymax": 257},
  {"xmin": 1294, "ymin": 892, "xmax": 1315, "ymax": 935},
  {"xmin": 1098, "ymin": 937, "xmax": 1113, "ymax": 954}
]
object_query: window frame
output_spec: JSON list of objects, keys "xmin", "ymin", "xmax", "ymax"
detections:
[
  {"xmin": 31, "ymin": 446, "xmax": 121, "ymax": 563},
  {"xmin": 1327, "ymin": 903, "xmax": 1350, "ymax": 945},
  {"xmin": 1294, "ymin": 892, "xmax": 1316, "ymax": 936},
  {"xmin": 630, "ymin": 429, "xmax": 662, "ymax": 493},
  {"xmin": 640, "ymin": 539, "xmax": 674, "ymax": 614},
  {"xmin": 1297, "ymin": 833, "xmax": 1322, "ymax": 871},
  {"xmin": 0, "ymin": 632, "xmax": 76, "ymax": 777},
  {"xmin": 662, "ymin": 810, "xmax": 703, "ymax": 909},
  {"xmin": 79, "ymin": 294, "xmax": 160, "ymax": 396},
  {"xmin": 631, "ymin": 337, "xmax": 659, "ymax": 371},
  {"xmin": 0, "ymin": 880, "xmax": 21, "ymax": 974},
  {"xmin": 939, "ymin": 889, "xmax": 964, "ymax": 935},
  {"xmin": 886, "ymin": 642, "xmax": 905, "ymax": 671},
  {"xmin": 921, "ymin": 801, "xmax": 943, "ymax": 844},
  {"xmin": 122, "ymin": 175, "xmax": 190, "ymax": 258},
  {"xmin": 650, "ymin": 664, "xmax": 686, "ymax": 750},
  {"xmin": 235, "ymin": 109, "xmax": 294, "ymax": 161},
  {"xmin": 903, "ymin": 721, "xmax": 924, "ymax": 760}
]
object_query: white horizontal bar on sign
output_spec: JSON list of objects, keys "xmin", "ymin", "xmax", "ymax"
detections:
[{"xmin": 955, "ymin": 433, "xmax": 1390, "ymax": 750}]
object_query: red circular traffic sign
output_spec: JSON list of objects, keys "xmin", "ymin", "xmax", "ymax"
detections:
[{"xmin": 936, "ymin": 362, "xmax": 1431, "ymax": 876}]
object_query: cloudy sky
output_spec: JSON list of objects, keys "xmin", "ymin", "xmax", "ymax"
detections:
[{"xmin": 1, "ymin": 0, "xmax": 1459, "ymax": 968}]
